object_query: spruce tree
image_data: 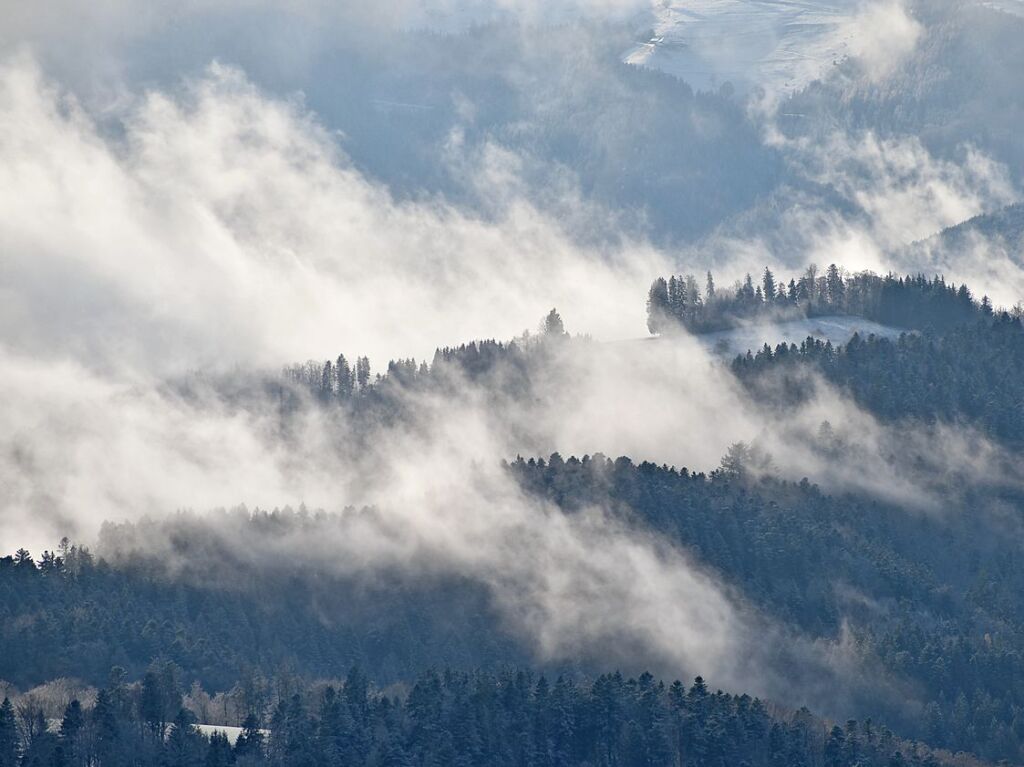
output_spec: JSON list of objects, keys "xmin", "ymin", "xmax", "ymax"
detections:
[{"xmin": 0, "ymin": 698, "xmax": 17, "ymax": 767}]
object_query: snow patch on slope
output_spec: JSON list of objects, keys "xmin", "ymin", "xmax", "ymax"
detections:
[
  {"xmin": 696, "ymin": 315, "xmax": 901, "ymax": 356},
  {"xmin": 623, "ymin": 0, "xmax": 859, "ymax": 96},
  {"xmin": 403, "ymin": 0, "xmax": 644, "ymax": 31},
  {"xmin": 980, "ymin": 0, "xmax": 1024, "ymax": 16}
]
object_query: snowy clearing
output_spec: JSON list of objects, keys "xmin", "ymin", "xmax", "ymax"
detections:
[{"xmin": 695, "ymin": 314, "xmax": 902, "ymax": 356}]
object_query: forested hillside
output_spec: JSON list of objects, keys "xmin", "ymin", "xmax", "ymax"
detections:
[
  {"xmin": 911, "ymin": 204, "xmax": 1024, "ymax": 258},
  {"xmin": 512, "ymin": 456, "xmax": 1024, "ymax": 761},
  {"xmin": 733, "ymin": 315, "xmax": 1024, "ymax": 443},
  {"xmin": 5, "ymin": 0, "xmax": 1024, "ymax": 765},
  {"xmin": 8, "ymin": 269, "xmax": 1024, "ymax": 765},
  {"xmin": 8, "ymin": 440, "xmax": 1024, "ymax": 760},
  {"xmin": 0, "ymin": 540, "xmax": 524, "ymax": 692}
]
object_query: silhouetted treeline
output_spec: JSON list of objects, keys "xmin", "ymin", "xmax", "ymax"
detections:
[
  {"xmin": 647, "ymin": 267, "xmax": 994, "ymax": 334},
  {"xmin": 277, "ymin": 311, "xmax": 569, "ymax": 413},
  {"xmin": 0, "ymin": 663, "xmax": 952, "ymax": 767},
  {"xmin": 282, "ymin": 340, "xmax": 528, "ymax": 405},
  {"xmin": 732, "ymin": 313, "xmax": 1024, "ymax": 444}
]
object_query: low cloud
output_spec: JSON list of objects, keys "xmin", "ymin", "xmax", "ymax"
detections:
[
  {"xmin": 1, "ymin": 31, "xmax": 1021, "ymax": 724},
  {"xmin": 809, "ymin": 132, "xmax": 1016, "ymax": 249},
  {"xmin": 841, "ymin": 0, "xmax": 923, "ymax": 82},
  {"xmin": 0, "ymin": 0, "xmax": 649, "ymax": 109},
  {"xmin": 699, "ymin": 127, "xmax": 1019, "ymax": 301},
  {"xmin": 0, "ymin": 55, "xmax": 667, "ymax": 374}
]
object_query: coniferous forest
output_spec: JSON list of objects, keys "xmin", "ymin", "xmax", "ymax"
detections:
[
  {"xmin": 6, "ymin": 269, "xmax": 1024, "ymax": 764},
  {"xmin": 6, "ymin": 268, "xmax": 1024, "ymax": 766},
  {"xmin": 0, "ymin": 661, "xmax": 956, "ymax": 767},
  {"xmin": 5, "ymin": 2, "xmax": 1024, "ymax": 766},
  {"xmin": 646, "ymin": 267, "xmax": 994, "ymax": 335}
]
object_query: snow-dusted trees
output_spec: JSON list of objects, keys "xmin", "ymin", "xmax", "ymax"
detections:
[
  {"xmin": 646, "ymin": 278, "xmax": 670, "ymax": 334},
  {"xmin": 336, "ymin": 354, "xmax": 354, "ymax": 399},
  {"xmin": 647, "ymin": 265, "xmax": 993, "ymax": 335}
]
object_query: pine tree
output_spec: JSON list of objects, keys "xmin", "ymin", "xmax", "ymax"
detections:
[
  {"xmin": 355, "ymin": 357, "xmax": 371, "ymax": 391},
  {"xmin": 58, "ymin": 700, "xmax": 84, "ymax": 767},
  {"xmin": 544, "ymin": 308, "xmax": 565, "ymax": 336},
  {"xmin": 668, "ymin": 276, "xmax": 683, "ymax": 320},
  {"xmin": 91, "ymin": 689, "xmax": 123, "ymax": 767},
  {"xmin": 164, "ymin": 709, "xmax": 204, "ymax": 767},
  {"xmin": 336, "ymin": 354, "xmax": 354, "ymax": 399},
  {"xmin": 685, "ymin": 274, "xmax": 702, "ymax": 310},
  {"xmin": 824, "ymin": 725, "xmax": 845, "ymax": 767},
  {"xmin": 0, "ymin": 698, "xmax": 17, "ymax": 767},
  {"xmin": 320, "ymin": 359, "xmax": 334, "ymax": 402},
  {"xmin": 205, "ymin": 732, "xmax": 233, "ymax": 767},
  {"xmin": 741, "ymin": 274, "xmax": 756, "ymax": 304},
  {"xmin": 234, "ymin": 714, "xmax": 264, "ymax": 761},
  {"xmin": 826, "ymin": 264, "xmax": 844, "ymax": 307},
  {"xmin": 646, "ymin": 278, "xmax": 671, "ymax": 334},
  {"xmin": 802, "ymin": 264, "xmax": 818, "ymax": 303},
  {"xmin": 141, "ymin": 672, "xmax": 165, "ymax": 739},
  {"xmin": 762, "ymin": 267, "xmax": 776, "ymax": 302}
]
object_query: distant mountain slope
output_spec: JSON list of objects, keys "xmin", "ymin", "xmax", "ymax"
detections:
[
  {"xmin": 623, "ymin": 0, "xmax": 858, "ymax": 96},
  {"xmin": 784, "ymin": 3, "xmax": 1024, "ymax": 182},
  {"xmin": 733, "ymin": 312, "xmax": 1024, "ymax": 443},
  {"xmin": 894, "ymin": 203, "xmax": 1024, "ymax": 305},
  {"xmin": 230, "ymin": 23, "xmax": 782, "ymax": 245},
  {"xmin": 916, "ymin": 203, "xmax": 1024, "ymax": 253}
]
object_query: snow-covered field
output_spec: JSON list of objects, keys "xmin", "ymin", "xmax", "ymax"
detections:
[
  {"xmin": 623, "ymin": 0, "xmax": 858, "ymax": 95},
  {"xmin": 695, "ymin": 314, "xmax": 901, "ymax": 356},
  {"xmin": 982, "ymin": 0, "xmax": 1024, "ymax": 16},
  {"xmin": 196, "ymin": 724, "xmax": 268, "ymax": 745}
]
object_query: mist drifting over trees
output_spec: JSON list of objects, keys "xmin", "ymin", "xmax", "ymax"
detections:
[{"xmin": 3, "ymin": 1, "xmax": 1024, "ymax": 766}]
